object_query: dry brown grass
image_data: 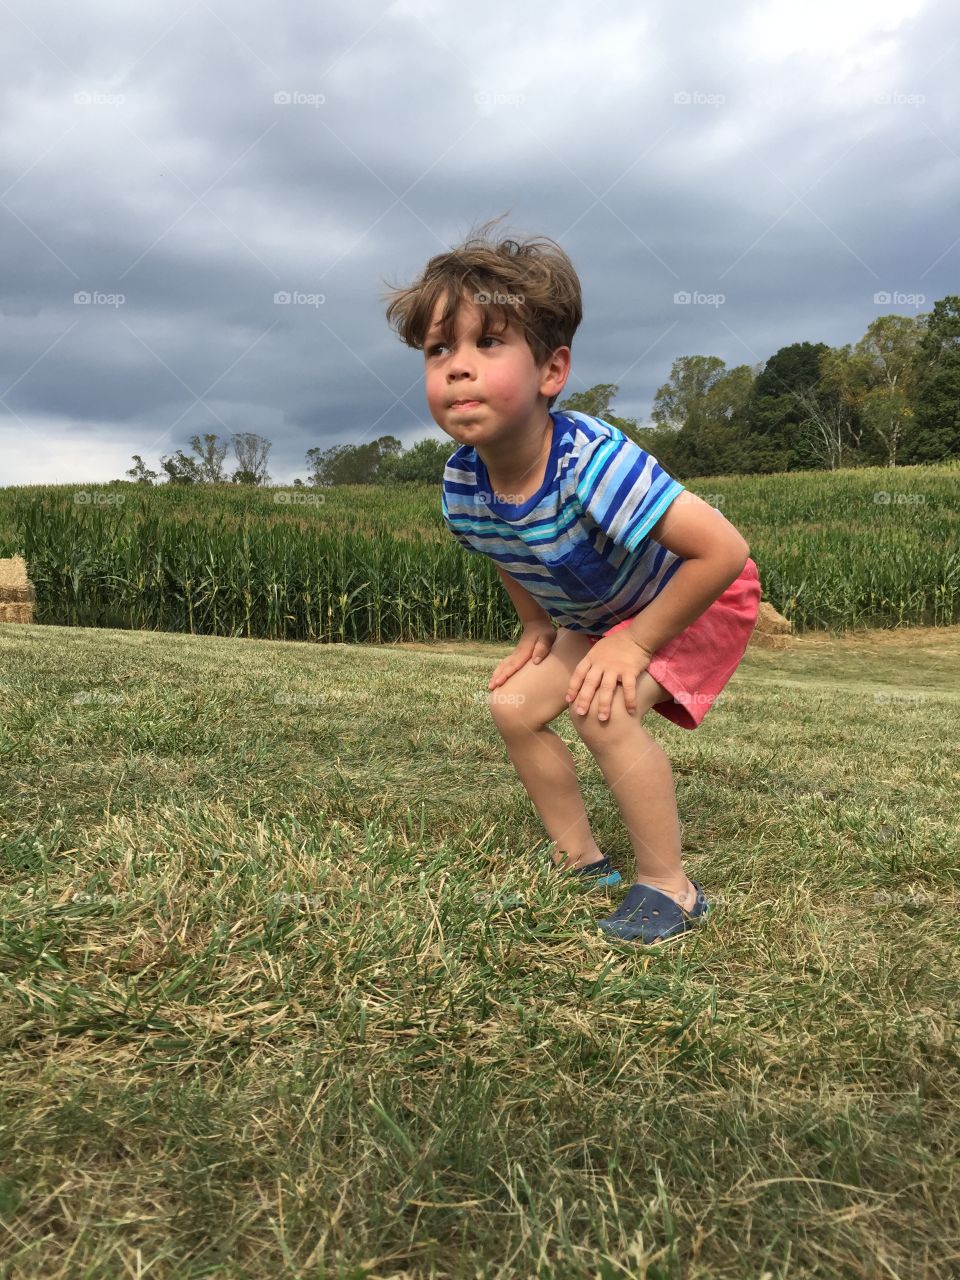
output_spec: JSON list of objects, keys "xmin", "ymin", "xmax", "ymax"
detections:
[{"xmin": 0, "ymin": 618, "xmax": 957, "ymax": 1277}]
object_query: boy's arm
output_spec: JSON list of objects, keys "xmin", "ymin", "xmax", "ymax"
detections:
[
  {"xmin": 495, "ymin": 562, "xmax": 554, "ymax": 628},
  {"xmin": 626, "ymin": 494, "xmax": 750, "ymax": 656}
]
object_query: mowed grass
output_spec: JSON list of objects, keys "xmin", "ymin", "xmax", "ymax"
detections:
[{"xmin": 0, "ymin": 621, "xmax": 958, "ymax": 1279}]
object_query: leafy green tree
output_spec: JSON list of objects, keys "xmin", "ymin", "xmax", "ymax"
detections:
[
  {"xmin": 303, "ymin": 435, "xmax": 402, "ymax": 486},
  {"xmin": 378, "ymin": 437, "xmax": 452, "ymax": 484},
  {"xmin": 650, "ymin": 356, "xmax": 751, "ymax": 477},
  {"xmin": 651, "ymin": 356, "xmax": 727, "ymax": 434},
  {"xmin": 846, "ymin": 315, "xmax": 927, "ymax": 467},
  {"xmin": 745, "ymin": 342, "xmax": 831, "ymax": 471},
  {"xmin": 698, "ymin": 363, "xmax": 761, "ymax": 474},
  {"xmin": 230, "ymin": 432, "xmax": 272, "ymax": 486},
  {"xmin": 159, "ymin": 449, "xmax": 202, "ymax": 485},
  {"xmin": 189, "ymin": 432, "xmax": 229, "ymax": 483},
  {"xmin": 793, "ymin": 349, "xmax": 865, "ymax": 471},
  {"xmin": 125, "ymin": 454, "xmax": 159, "ymax": 484},
  {"xmin": 902, "ymin": 296, "xmax": 960, "ymax": 463}
]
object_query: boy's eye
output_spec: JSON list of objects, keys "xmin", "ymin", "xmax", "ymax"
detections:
[{"xmin": 426, "ymin": 336, "xmax": 502, "ymax": 357}]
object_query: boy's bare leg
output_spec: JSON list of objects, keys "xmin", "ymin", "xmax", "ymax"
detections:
[
  {"xmin": 489, "ymin": 631, "xmax": 688, "ymax": 877},
  {"xmin": 488, "ymin": 628, "xmax": 608, "ymax": 869},
  {"xmin": 498, "ymin": 726, "xmax": 606, "ymax": 868},
  {"xmin": 572, "ymin": 679, "xmax": 697, "ymax": 910}
]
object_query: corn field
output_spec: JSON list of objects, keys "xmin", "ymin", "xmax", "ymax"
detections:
[{"xmin": 0, "ymin": 462, "xmax": 957, "ymax": 641}]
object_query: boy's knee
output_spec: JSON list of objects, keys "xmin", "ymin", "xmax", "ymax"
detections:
[
  {"xmin": 487, "ymin": 685, "xmax": 547, "ymax": 736},
  {"xmin": 570, "ymin": 672, "xmax": 673, "ymax": 742},
  {"xmin": 569, "ymin": 687, "xmax": 650, "ymax": 742},
  {"xmin": 487, "ymin": 685, "xmax": 527, "ymax": 729}
]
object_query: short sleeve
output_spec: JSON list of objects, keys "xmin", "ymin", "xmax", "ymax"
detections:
[{"xmin": 573, "ymin": 432, "xmax": 684, "ymax": 553}]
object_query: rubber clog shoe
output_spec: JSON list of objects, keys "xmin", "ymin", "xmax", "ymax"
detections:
[
  {"xmin": 530, "ymin": 841, "xmax": 622, "ymax": 890},
  {"xmin": 560, "ymin": 855, "xmax": 622, "ymax": 889},
  {"xmin": 596, "ymin": 879, "xmax": 709, "ymax": 945}
]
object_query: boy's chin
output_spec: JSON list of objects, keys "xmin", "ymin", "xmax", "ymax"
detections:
[{"xmin": 440, "ymin": 420, "xmax": 484, "ymax": 438}]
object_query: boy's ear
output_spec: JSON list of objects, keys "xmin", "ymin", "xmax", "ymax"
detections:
[{"xmin": 540, "ymin": 345, "xmax": 571, "ymax": 396}]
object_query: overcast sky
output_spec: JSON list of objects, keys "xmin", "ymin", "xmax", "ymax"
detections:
[{"xmin": 0, "ymin": 0, "xmax": 955, "ymax": 486}]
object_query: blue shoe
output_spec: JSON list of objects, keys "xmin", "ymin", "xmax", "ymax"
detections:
[
  {"xmin": 562, "ymin": 855, "xmax": 622, "ymax": 890},
  {"xmin": 532, "ymin": 841, "xmax": 622, "ymax": 890},
  {"xmin": 597, "ymin": 879, "xmax": 709, "ymax": 945}
]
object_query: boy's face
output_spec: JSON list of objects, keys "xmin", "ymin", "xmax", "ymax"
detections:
[{"xmin": 422, "ymin": 292, "xmax": 569, "ymax": 450}]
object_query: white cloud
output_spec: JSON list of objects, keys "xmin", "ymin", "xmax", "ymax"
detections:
[
  {"xmin": 742, "ymin": 0, "xmax": 927, "ymax": 58},
  {"xmin": 0, "ymin": 414, "xmax": 143, "ymax": 486}
]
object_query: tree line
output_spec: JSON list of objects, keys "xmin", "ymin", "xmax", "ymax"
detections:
[{"xmin": 123, "ymin": 296, "xmax": 960, "ymax": 487}]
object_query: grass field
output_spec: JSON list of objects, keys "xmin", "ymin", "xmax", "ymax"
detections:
[{"xmin": 0, "ymin": 620, "xmax": 958, "ymax": 1278}]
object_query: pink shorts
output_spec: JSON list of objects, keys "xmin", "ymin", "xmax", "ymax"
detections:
[{"xmin": 586, "ymin": 557, "xmax": 761, "ymax": 730}]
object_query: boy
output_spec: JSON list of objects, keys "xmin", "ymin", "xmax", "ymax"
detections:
[{"xmin": 381, "ymin": 216, "xmax": 761, "ymax": 945}]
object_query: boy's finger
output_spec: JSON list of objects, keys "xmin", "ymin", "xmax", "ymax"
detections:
[
  {"xmin": 491, "ymin": 655, "xmax": 524, "ymax": 686},
  {"xmin": 574, "ymin": 672, "xmax": 602, "ymax": 713},
  {"xmin": 624, "ymin": 673, "xmax": 639, "ymax": 714}
]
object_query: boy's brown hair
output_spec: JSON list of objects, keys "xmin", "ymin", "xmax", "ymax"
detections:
[{"xmin": 380, "ymin": 212, "xmax": 582, "ymax": 410}]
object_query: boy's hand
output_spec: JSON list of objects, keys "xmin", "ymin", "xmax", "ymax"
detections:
[
  {"xmin": 565, "ymin": 632, "xmax": 655, "ymax": 720},
  {"xmin": 488, "ymin": 622, "xmax": 557, "ymax": 689}
]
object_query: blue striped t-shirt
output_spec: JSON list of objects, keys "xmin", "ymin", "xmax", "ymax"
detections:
[{"xmin": 441, "ymin": 410, "xmax": 686, "ymax": 636}]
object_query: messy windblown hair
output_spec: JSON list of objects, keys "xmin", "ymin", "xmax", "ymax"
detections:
[{"xmin": 380, "ymin": 213, "xmax": 582, "ymax": 410}]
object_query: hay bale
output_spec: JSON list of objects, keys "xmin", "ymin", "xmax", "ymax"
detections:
[
  {"xmin": 0, "ymin": 555, "xmax": 35, "ymax": 623},
  {"xmin": 750, "ymin": 600, "xmax": 793, "ymax": 650},
  {"xmin": 0, "ymin": 602, "xmax": 33, "ymax": 622}
]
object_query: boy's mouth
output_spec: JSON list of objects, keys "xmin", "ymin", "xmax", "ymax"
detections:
[{"xmin": 450, "ymin": 399, "xmax": 482, "ymax": 411}]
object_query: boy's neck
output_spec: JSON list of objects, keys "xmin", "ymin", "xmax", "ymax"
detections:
[{"xmin": 479, "ymin": 412, "xmax": 555, "ymax": 503}]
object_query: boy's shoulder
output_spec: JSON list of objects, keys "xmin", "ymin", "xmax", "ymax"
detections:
[
  {"xmin": 556, "ymin": 410, "xmax": 627, "ymax": 452},
  {"xmin": 556, "ymin": 412, "xmax": 645, "ymax": 488},
  {"xmin": 440, "ymin": 412, "xmax": 638, "ymax": 513},
  {"xmin": 441, "ymin": 444, "xmax": 477, "ymax": 507}
]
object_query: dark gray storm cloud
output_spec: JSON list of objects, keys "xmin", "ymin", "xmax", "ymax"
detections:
[{"xmin": 0, "ymin": 0, "xmax": 955, "ymax": 483}]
